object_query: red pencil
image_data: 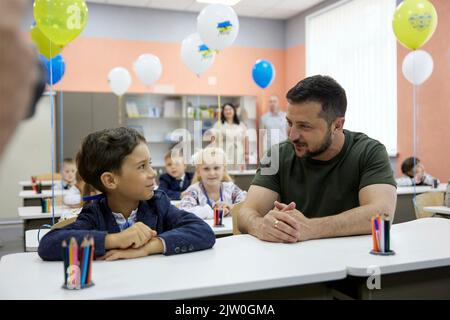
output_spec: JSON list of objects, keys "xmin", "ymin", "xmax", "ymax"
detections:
[{"xmin": 371, "ymin": 217, "xmax": 379, "ymax": 252}]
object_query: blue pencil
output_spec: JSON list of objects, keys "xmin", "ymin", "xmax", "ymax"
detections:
[{"xmin": 81, "ymin": 239, "xmax": 89, "ymax": 286}]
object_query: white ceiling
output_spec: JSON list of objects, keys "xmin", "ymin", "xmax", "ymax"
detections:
[{"xmin": 86, "ymin": 0, "xmax": 328, "ymax": 20}]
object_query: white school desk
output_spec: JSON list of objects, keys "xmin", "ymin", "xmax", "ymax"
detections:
[
  {"xmin": 19, "ymin": 180, "xmax": 61, "ymax": 191},
  {"xmin": 18, "ymin": 206, "xmax": 69, "ymax": 219},
  {"xmin": 396, "ymin": 183, "xmax": 446, "ymax": 195},
  {"xmin": 1, "ymin": 218, "xmax": 449, "ymax": 299},
  {"xmin": 0, "ymin": 234, "xmax": 347, "ymax": 300},
  {"xmin": 19, "ymin": 190, "xmax": 67, "ymax": 207},
  {"xmin": 394, "ymin": 183, "xmax": 447, "ymax": 224},
  {"xmin": 18, "ymin": 206, "xmax": 71, "ymax": 251},
  {"xmin": 18, "ymin": 206, "xmax": 66, "ymax": 235},
  {"xmin": 228, "ymin": 169, "xmax": 257, "ymax": 176},
  {"xmin": 423, "ymin": 206, "xmax": 450, "ymax": 217},
  {"xmin": 19, "ymin": 190, "xmax": 66, "ymax": 198},
  {"xmin": 25, "ymin": 229, "xmax": 50, "ymax": 252},
  {"xmin": 329, "ymin": 218, "xmax": 450, "ymax": 299},
  {"xmin": 205, "ymin": 216, "xmax": 233, "ymax": 236}
]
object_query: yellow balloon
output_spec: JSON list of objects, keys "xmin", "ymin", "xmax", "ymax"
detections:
[
  {"xmin": 30, "ymin": 24, "xmax": 63, "ymax": 59},
  {"xmin": 33, "ymin": 0, "xmax": 89, "ymax": 46},
  {"xmin": 393, "ymin": 0, "xmax": 438, "ymax": 50}
]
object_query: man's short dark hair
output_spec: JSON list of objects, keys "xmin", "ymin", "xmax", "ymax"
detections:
[
  {"xmin": 76, "ymin": 127, "xmax": 146, "ymax": 193},
  {"xmin": 286, "ymin": 75, "xmax": 347, "ymax": 125},
  {"xmin": 401, "ymin": 156, "xmax": 420, "ymax": 175}
]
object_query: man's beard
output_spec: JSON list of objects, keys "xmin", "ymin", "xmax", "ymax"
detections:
[{"xmin": 293, "ymin": 127, "xmax": 332, "ymax": 159}]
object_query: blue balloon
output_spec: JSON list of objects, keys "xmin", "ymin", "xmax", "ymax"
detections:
[
  {"xmin": 252, "ymin": 59, "xmax": 275, "ymax": 89},
  {"xmin": 39, "ymin": 54, "xmax": 65, "ymax": 85}
]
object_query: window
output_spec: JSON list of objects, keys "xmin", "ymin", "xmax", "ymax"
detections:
[{"xmin": 306, "ymin": 0, "xmax": 397, "ymax": 155}]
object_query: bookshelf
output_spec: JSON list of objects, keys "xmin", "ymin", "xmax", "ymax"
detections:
[{"xmin": 123, "ymin": 93, "xmax": 257, "ymax": 167}]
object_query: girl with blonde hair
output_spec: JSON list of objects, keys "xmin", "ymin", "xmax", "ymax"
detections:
[{"xmin": 180, "ymin": 147, "xmax": 247, "ymax": 219}]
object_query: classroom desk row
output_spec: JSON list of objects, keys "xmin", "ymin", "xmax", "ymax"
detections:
[
  {"xmin": 23, "ymin": 216, "xmax": 233, "ymax": 252},
  {"xmin": 19, "ymin": 180, "xmax": 61, "ymax": 191},
  {"xmin": 18, "ymin": 206, "xmax": 73, "ymax": 237},
  {"xmin": 1, "ymin": 218, "xmax": 449, "ymax": 300},
  {"xmin": 423, "ymin": 206, "xmax": 450, "ymax": 217},
  {"xmin": 394, "ymin": 183, "xmax": 447, "ymax": 223},
  {"xmin": 18, "ymin": 202, "xmax": 233, "ymax": 232},
  {"xmin": 19, "ymin": 181, "xmax": 448, "ymax": 226},
  {"xmin": 19, "ymin": 190, "xmax": 67, "ymax": 207}
]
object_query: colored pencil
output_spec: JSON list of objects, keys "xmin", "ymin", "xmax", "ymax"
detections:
[
  {"xmin": 87, "ymin": 237, "xmax": 94, "ymax": 284},
  {"xmin": 384, "ymin": 218, "xmax": 391, "ymax": 252},
  {"xmin": 80, "ymin": 238, "xmax": 89, "ymax": 286},
  {"xmin": 62, "ymin": 240, "xmax": 68, "ymax": 286},
  {"xmin": 371, "ymin": 217, "xmax": 378, "ymax": 252}
]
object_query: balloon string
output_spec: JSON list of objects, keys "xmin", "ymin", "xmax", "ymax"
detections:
[
  {"xmin": 45, "ymin": 0, "xmax": 56, "ymax": 226},
  {"xmin": 118, "ymin": 95, "xmax": 123, "ymax": 126},
  {"xmin": 49, "ymin": 52, "xmax": 56, "ymax": 226},
  {"xmin": 412, "ymin": 84, "xmax": 417, "ymax": 197},
  {"xmin": 60, "ymin": 89, "xmax": 64, "ymax": 192},
  {"xmin": 217, "ymin": 65, "xmax": 222, "ymax": 150},
  {"xmin": 261, "ymin": 89, "xmax": 266, "ymax": 161}
]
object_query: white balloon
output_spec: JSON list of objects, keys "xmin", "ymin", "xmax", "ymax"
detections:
[
  {"xmin": 197, "ymin": 4, "xmax": 239, "ymax": 51},
  {"xmin": 181, "ymin": 33, "xmax": 216, "ymax": 76},
  {"xmin": 108, "ymin": 67, "xmax": 132, "ymax": 96},
  {"xmin": 133, "ymin": 54, "xmax": 162, "ymax": 86},
  {"xmin": 402, "ymin": 50, "xmax": 434, "ymax": 85}
]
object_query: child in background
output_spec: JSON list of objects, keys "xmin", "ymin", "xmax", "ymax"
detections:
[
  {"xmin": 55, "ymin": 158, "xmax": 77, "ymax": 190},
  {"xmin": 38, "ymin": 127, "xmax": 215, "ymax": 261},
  {"xmin": 63, "ymin": 172, "xmax": 102, "ymax": 208},
  {"xmin": 396, "ymin": 156, "xmax": 440, "ymax": 187},
  {"xmin": 60, "ymin": 181, "xmax": 101, "ymax": 221},
  {"xmin": 180, "ymin": 147, "xmax": 247, "ymax": 219},
  {"xmin": 158, "ymin": 151, "xmax": 193, "ymax": 200},
  {"xmin": 63, "ymin": 171, "xmax": 85, "ymax": 208}
]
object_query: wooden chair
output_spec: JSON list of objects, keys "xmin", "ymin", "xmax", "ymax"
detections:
[
  {"xmin": 231, "ymin": 202, "xmax": 244, "ymax": 235},
  {"xmin": 51, "ymin": 217, "xmax": 77, "ymax": 230},
  {"xmin": 413, "ymin": 192, "xmax": 445, "ymax": 219}
]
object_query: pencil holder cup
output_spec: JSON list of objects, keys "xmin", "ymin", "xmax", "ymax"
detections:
[
  {"xmin": 61, "ymin": 237, "xmax": 95, "ymax": 290},
  {"xmin": 213, "ymin": 208, "xmax": 224, "ymax": 227},
  {"xmin": 370, "ymin": 216, "xmax": 395, "ymax": 256}
]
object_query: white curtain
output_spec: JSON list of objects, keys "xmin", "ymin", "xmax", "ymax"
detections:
[{"xmin": 306, "ymin": 0, "xmax": 397, "ymax": 155}]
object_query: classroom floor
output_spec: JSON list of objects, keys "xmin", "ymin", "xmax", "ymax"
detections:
[{"xmin": 0, "ymin": 224, "xmax": 24, "ymax": 259}]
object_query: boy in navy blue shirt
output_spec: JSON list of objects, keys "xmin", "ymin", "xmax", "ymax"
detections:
[
  {"xmin": 158, "ymin": 151, "xmax": 193, "ymax": 200},
  {"xmin": 38, "ymin": 127, "xmax": 215, "ymax": 261}
]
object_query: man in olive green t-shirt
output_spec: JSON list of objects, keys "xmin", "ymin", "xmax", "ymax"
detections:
[{"xmin": 238, "ymin": 75, "xmax": 397, "ymax": 243}]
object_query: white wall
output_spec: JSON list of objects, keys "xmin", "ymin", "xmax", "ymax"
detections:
[
  {"xmin": 22, "ymin": 1, "xmax": 286, "ymax": 49},
  {"xmin": 0, "ymin": 95, "xmax": 54, "ymax": 220}
]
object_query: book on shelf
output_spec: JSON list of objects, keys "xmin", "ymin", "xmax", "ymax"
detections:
[
  {"xmin": 126, "ymin": 102, "xmax": 140, "ymax": 118},
  {"xmin": 163, "ymin": 99, "xmax": 182, "ymax": 118},
  {"xmin": 147, "ymin": 106, "xmax": 161, "ymax": 118}
]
